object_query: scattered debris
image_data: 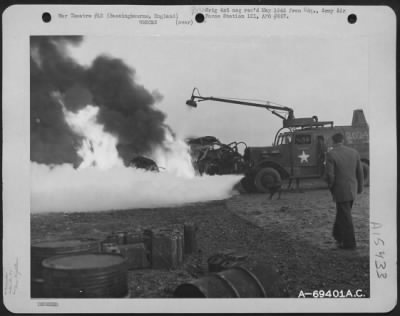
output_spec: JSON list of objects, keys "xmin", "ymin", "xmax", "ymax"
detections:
[{"xmin": 129, "ymin": 156, "xmax": 159, "ymax": 172}]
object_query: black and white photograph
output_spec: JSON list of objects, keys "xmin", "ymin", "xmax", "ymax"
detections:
[{"xmin": 3, "ymin": 4, "xmax": 397, "ymax": 313}]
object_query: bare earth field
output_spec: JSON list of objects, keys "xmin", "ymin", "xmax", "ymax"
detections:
[{"xmin": 31, "ymin": 179, "xmax": 369, "ymax": 298}]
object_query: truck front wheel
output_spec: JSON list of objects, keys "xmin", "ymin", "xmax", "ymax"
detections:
[
  {"xmin": 254, "ymin": 168, "xmax": 282, "ymax": 193},
  {"xmin": 240, "ymin": 175, "xmax": 257, "ymax": 193}
]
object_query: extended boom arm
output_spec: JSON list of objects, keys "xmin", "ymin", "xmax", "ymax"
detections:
[{"xmin": 186, "ymin": 87, "xmax": 295, "ymax": 121}]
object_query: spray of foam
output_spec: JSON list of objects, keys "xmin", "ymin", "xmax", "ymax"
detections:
[
  {"xmin": 31, "ymin": 98, "xmax": 241, "ymax": 213},
  {"xmin": 31, "ymin": 163, "xmax": 241, "ymax": 213}
]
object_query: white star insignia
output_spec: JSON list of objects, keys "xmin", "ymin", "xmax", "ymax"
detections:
[{"xmin": 298, "ymin": 150, "xmax": 310, "ymax": 163}]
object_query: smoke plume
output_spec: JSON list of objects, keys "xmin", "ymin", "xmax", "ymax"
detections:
[
  {"xmin": 31, "ymin": 36, "xmax": 166, "ymax": 166},
  {"xmin": 31, "ymin": 36, "xmax": 85, "ymax": 167}
]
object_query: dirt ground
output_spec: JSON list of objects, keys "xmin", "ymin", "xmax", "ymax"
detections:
[{"xmin": 31, "ymin": 179, "xmax": 369, "ymax": 298}]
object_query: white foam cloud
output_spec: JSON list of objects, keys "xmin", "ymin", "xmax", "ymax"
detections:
[{"xmin": 31, "ymin": 163, "xmax": 242, "ymax": 213}]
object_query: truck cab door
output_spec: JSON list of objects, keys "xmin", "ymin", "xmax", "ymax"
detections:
[{"xmin": 291, "ymin": 133, "xmax": 319, "ymax": 177}]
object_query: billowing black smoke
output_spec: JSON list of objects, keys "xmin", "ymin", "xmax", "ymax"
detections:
[
  {"xmin": 30, "ymin": 36, "xmax": 167, "ymax": 167},
  {"xmin": 31, "ymin": 36, "xmax": 85, "ymax": 167},
  {"xmin": 86, "ymin": 56, "xmax": 166, "ymax": 163}
]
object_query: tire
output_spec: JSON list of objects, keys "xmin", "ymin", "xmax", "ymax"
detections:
[
  {"xmin": 361, "ymin": 161, "xmax": 369, "ymax": 187},
  {"xmin": 240, "ymin": 176, "xmax": 257, "ymax": 193},
  {"xmin": 254, "ymin": 168, "xmax": 282, "ymax": 193}
]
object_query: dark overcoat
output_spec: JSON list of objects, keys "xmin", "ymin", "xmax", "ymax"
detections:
[{"xmin": 325, "ymin": 144, "xmax": 364, "ymax": 202}]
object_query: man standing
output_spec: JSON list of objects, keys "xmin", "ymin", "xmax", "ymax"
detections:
[{"xmin": 325, "ymin": 133, "xmax": 364, "ymax": 249}]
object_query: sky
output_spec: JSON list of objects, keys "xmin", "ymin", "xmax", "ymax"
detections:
[{"xmin": 67, "ymin": 35, "xmax": 369, "ymax": 147}]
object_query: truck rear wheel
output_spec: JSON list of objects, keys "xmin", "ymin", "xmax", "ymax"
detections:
[
  {"xmin": 254, "ymin": 168, "xmax": 282, "ymax": 193},
  {"xmin": 361, "ymin": 161, "xmax": 369, "ymax": 187}
]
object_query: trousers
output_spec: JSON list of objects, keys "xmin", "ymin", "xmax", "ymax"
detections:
[{"xmin": 333, "ymin": 201, "xmax": 356, "ymax": 248}]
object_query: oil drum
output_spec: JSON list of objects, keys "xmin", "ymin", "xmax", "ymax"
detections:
[
  {"xmin": 31, "ymin": 278, "xmax": 45, "ymax": 298},
  {"xmin": 143, "ymin": 228, "xmax": 153, "ymax": 265},
  {"xmin": 31, "ymin": 239, "xmax": 101, "ymax": 278},
  {"xmin": 174, "ymin": 264, "xmax": 289, "ymax": 298},
  {"xmin": 31, "ymin": 239, "xmax": 100, "ymax": 298},
  {"xmin": 183, "ymin": 222, "xmax": 197, "ymax": 254},
  {"xmin": 41, "ymin": 253, "xmax": 128, "ymax": 298},
  {"xmin": 152, "ymin": 230, "xmax": 180, "ymax": 270},
  {"xmin": 115, "ymin": 231, "xmax": 128, "ymax": 245}
]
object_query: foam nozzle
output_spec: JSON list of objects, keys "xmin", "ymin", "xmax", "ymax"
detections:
[{"xmin": 186, "ymin": 99, "xmax": 197, "ymax": 108}]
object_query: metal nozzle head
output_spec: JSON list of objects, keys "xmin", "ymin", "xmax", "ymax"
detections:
[{"xmin": 186, "ymin": 99, "xmax": 197, "ymax": 108}]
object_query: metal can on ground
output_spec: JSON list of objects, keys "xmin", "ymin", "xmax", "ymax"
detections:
[{"xmin": 42, "ymin": 253, "xmax": 128, "ymax": 298}]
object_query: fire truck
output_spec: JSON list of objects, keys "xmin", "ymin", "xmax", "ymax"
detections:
[{"xmin": 186, "ymin": 88, "xmax": 369, "ymax": 193}]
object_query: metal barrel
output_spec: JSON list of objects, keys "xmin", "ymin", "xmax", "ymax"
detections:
[
  {"xmin": 143, "ymin": 228, "xmax": 153, "ymax": 265},
  {"xmin": 174, "ymin": 264, "xmax": 288, "ymax": 298},
  {"xmin": 169, "ymin": 225, "xmax": 184, "ymax": 266},
  {"xmin": 31, "ymin": 239, "xmax": 100, "ymax": 298},
  {"xmin": 101, "ymin": 242, "xmax": 120, "ymax": 254},
  {"xmin": 152, "ymin": 230, "xmax": 180, "ymax": 270},
  {"xmin": 41, "ymin": 253, "xmax": 128, "ymax": 298},
  {"xmin": 183, "ymin": 222, "xmax": 198, "ymax": 254},
  {"xmin": 126, "ymin": 230, "xmax": 144, "ymax": 244},
  {"xmin": 115, "ymin": 231, "xmax": 128, "ymax": 245},
  {"xmin": 175, "ymin": 230, "xmax": 184, "ymax": 266},
  {"xmin": 117, "ymin": 243, "xmax": 150, "ymax": 270},
  {"xmin": 31, "ymin": 278, "xmax": 45, "ymax": 298},
  {"xmin": 102, "ymin": 233, "xmax": 119, "ymax": 245}
]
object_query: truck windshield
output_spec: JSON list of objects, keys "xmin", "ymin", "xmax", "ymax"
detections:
[{"xmin": 277, "ymin": 133, "xmax": 292, "ymax": 145}]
